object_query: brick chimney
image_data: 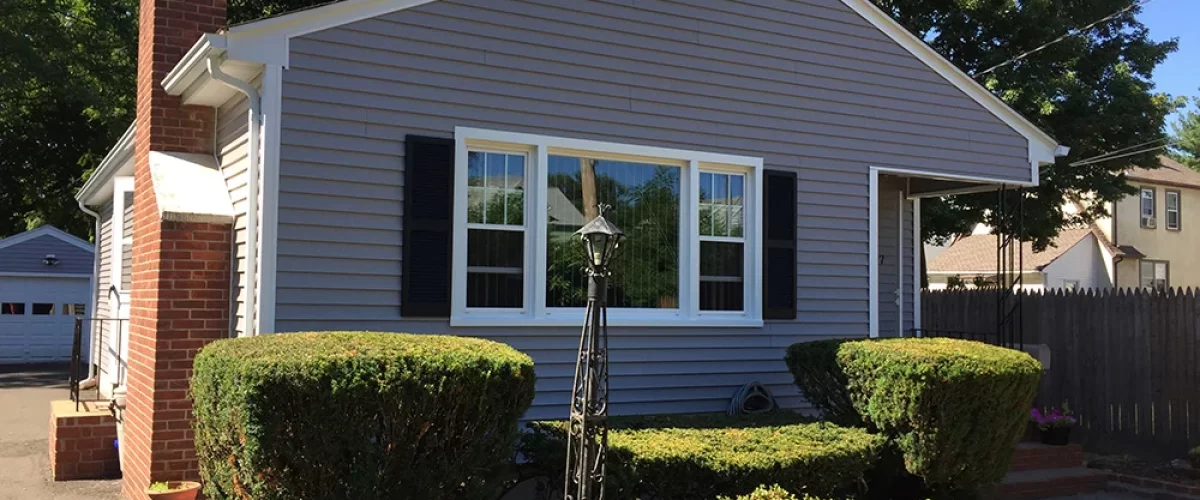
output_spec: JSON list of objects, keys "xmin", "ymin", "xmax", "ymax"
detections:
[{"xmin": 122, "ymin": 0, "xmax": 230, "ymax": 498}]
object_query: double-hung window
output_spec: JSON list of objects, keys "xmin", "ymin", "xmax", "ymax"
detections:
[
  {"xmin": 452, "ymin": 128, "xmax": 763, "ymax": 327},
  {"xmin": 1166, "ymin": 190, "xmax": 1181, "ymax": 231},
  {"xmin": 1139, "ymin": 260, "xmax": 1169, "ymax": 290},
  {"xmin": 1140, "ymin": 187, "xmax": 1156, "ymax": 229}
]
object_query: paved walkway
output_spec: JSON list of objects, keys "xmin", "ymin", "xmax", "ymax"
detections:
[{"xmin": 0, "ymin": 364, "xmax": 120, "ymax": 500}]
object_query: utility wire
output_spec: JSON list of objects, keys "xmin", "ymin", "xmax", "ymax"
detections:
[
  {"xmin": 975, "ymin": 0, "xmax": 1147, "ymax": 78},
  {"xmin": 1069, "ymin": 142, "xmax": 1177, "ymax": 167},
  {"xmin": 1069, "ymin": 138, "xmax": 1171, "ymax": 165}
]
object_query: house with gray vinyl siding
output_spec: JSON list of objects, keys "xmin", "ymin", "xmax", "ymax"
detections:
[{"xmin": 77, "ymin": 0, "xmax": 1065, "ymax": 417}]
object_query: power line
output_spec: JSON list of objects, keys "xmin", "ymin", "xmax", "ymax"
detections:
[
  {"xmin": 975, "ymin": 0, "xmax": 1148, "ymax": 78},
  {"xmin": 1069, "ymin": 142, "xmax": 1176, "ymax": 167},
  {"xmin": 1069, "ymin": 138, "xmax": 1171, "ymax": 165}
]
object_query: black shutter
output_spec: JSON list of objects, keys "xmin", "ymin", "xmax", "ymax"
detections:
[
  {"xmin": 402, "ymin": 135, "xmax": 455, "ymax": 317},
  {"xmin": 763, "ymin": 170, "xmax": 797, "ymax": 320}
]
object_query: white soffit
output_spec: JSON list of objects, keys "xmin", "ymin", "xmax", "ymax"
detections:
[{"xmin": 148, "ymin": 151, "xmax": 236, "ymax": 224}]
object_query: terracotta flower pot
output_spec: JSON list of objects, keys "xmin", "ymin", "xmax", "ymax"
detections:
[
  {"xmin": 1040, "ymin": 427, "xmax": 1071, "ymax": 446},
  {"xmin": 146, "ymin": 481, "xmax": 201, "ymax": 500}
]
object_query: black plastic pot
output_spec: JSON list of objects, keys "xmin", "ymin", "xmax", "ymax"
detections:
[{"xmin": 1040, "ymin": 427, "xmax": 1071, "ymax": 446}]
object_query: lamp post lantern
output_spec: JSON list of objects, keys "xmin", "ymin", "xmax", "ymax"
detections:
[{"xmin": 565, "ymin": 207, "xmax": 623, "ymax": 500}]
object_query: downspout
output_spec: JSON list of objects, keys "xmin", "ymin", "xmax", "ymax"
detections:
[
  {"xmin": 78, "ymin": 201, "xmax": 101, "ymax": 378},
  {"xmin": 207, "ymin": 56, "xmax": 261, "ymax": 337}
]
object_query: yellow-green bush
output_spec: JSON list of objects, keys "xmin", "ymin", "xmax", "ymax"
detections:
[
  {"xmin": 838, "ymin": 338, "xmax": 1042, "ymax": 491},
  {"xmin": 191, "ymin": 332, "xmax": 535, "ymax": 500},
  {"xmin": 520, "ymin": 413, "xmax": 882, "ymax": 499},
  {"xmin": 718, "ymin": 484, "xmax": 833, "ymax": 500}
]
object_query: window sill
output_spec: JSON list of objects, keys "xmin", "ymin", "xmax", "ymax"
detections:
[{"xmin": 450, "ymin": 313, "xmax": 763, "ymax": 329}]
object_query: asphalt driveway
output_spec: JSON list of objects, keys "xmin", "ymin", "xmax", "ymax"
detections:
[{"xmin": 0, "ymin": 363, "xmax": 119, "ymax": 500}]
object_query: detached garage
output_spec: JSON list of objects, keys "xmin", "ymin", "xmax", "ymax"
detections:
[{"xmin": 0, "ymin": 226, "xmax": 94, "ymax": 364}]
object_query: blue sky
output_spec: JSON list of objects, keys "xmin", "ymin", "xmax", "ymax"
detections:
[{"xmin": 1140, "ymin": 0, "xmax": 1199, "ymax": 123}]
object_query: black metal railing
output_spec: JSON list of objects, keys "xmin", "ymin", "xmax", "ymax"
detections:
[
  {"xmin": 994, "ymin": 186, "xmax": 1026, "ymax": 350},
  {"xmin": 68, "ymin": 316, "xmax": 129, "ymax": 409}
]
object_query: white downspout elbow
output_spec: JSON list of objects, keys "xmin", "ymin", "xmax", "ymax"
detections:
[{"xmin": 207, "ymin": 56, "xmax": 261, "ymax": 337}]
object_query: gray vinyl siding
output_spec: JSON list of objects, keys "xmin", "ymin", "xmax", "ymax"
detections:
[
  {"xmin": 0, "ymin": 234, "xmax": 94, "ymax": 275},
  {"xmin": 274, "ymin": 0, "xmax": 1031, "ymax": 417},
  {"xmin": 94, "ymin": 201, "xmax": 114, "ymax": 375},
  {"xmin": 876, "ymin": 176, "xmax": 897, "ymax": 337},
  {"xmin": 217, "ymin": 73, "xmax": 262, "ymax": 337},
  {"xmin": 876, "ymin": 176, "xmax": 915, "ymax": 338}
]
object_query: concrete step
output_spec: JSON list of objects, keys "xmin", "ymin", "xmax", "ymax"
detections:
[
  {"xmin": 990, "ymin": 467, "xmax": 1108, "ymax": 499},
  {"xmin": 1011, "ymin": 442, "xmax": 1086, "ymax": 472}
]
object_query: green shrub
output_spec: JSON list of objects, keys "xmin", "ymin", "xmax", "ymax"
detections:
[
  {"xmin": 838, "ymin": 338, "xmax": 1042, "ymax": 492},
  {"xmin": 519, "ymin": 413, "xmax": 882, "ymax": 499},
  {"xmin": 718, "ymin": 484, "xmax": 832, "ymax": 500},
  {"xmin": 191, "ymin": 332, "xmax": 536, "ymax": 500},
  {"xmin": 784, "ymin": 339, "xmax": 861, "ymax": 426}
]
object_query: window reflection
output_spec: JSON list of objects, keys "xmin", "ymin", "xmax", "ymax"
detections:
[{"xmin": 546, "ymin": 155, "xmax": 680, "ymax": 308}]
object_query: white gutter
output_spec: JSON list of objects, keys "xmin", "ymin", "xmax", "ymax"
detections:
[
  {"xmin": 78, "ymin": 201, "xmax": 102, "ymax": 378},
  {"xmin": 206, "ymin": 56, "xmax": 261, "ymax": 337},
  {"xmin": 76, "ymin": 124, "xmax": 135, "ymax": 205}
]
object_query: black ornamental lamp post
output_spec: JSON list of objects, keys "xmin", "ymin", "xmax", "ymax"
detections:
[{"xmin": 564, "ymin": 206, "xmax": 623, "ymax": 500}]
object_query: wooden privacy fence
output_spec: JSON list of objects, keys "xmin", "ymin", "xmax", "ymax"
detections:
[{"xmin": 922, "ymin": 288, "xmax": 1200, "ymax": 457}]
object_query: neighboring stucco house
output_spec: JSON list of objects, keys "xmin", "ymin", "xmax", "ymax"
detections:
[
  {"xmin": 928, "ymin": 156, "xmax": 1199, "ymax": 291},
  {"xmin": 0, "ymin": 226, "xmax": 94, "ymax": 363},
  {"xmin": 1098, "ymin": 156, "xmax": 1200, "ymax": 289},
  {"xmin": 75, "ymin": 0, "xmax": 1065, "ymax": 489}
]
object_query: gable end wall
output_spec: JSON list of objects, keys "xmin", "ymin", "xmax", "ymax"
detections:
[{"xmin": 271, "ymin": 0, "xmax": 1032, "ymax": 418}]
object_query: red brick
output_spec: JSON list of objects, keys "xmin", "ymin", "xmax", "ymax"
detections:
[{"xmin": 124, "ymin": 0, "xmax": 228, "ymax": 497}]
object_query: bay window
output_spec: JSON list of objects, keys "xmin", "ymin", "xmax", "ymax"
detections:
[{"xmin": 452, "ymin": 127, "xmax": 763, "ymax": 327}]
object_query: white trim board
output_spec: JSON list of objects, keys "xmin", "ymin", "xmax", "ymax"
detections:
[
  {"xmin": 912, "ymin": 198, "xmax": 922, "ymax": 334},
  {"xmin": 258, "ymin": 64, "xmax": 284, "ymax": 334},
  {"xmin": 0, "ymin": 225, "xmax": 95, "ymax": 253}
]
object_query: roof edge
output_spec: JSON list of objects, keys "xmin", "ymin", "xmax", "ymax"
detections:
[
  {"xmin": 161, "ymin": 34, "xmax": 228, "ymax": 95},
  {"xmin": 173, "ymin": 0, "xmax": 1066, "ymax": 169},
  {"xmin": 76, "ymin": 123, "xmax": 135, "ymax": 205},
  {"xmin": 0, "ymin": 225, "xmax": 94, "ymax": 253},
  {"xmin": 1037, "ymin": 232, "xmax": 1095, "ymax": 271},
  {"xmin": 838, "ymin": 0, "xmax": 1063, "ymax": 167}
]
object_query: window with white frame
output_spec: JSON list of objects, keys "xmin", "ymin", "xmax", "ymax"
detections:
[
  {"xmin": 1166, "ymin": 190, "xmax": 1181, "ymax": 230},
  {"xmin": 453, "ymin": 128, "xmax": 762, "ymax": 326},
  {"xmin": 1140, "ymin": 187, "xmax": 1156, "ymax": 229},
  {"xmin": 1140, "ymin": 260, "xmax": 1168, "ymax": 290}
]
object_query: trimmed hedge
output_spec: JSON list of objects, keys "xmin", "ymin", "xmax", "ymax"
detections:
[
  {"xmin": 519, "ymin": 413, "xmax": 882, "ymax": 499},
  {"xmin": 838, "ymin": 338, "xmax": 1042, "ymax": 491},
  {"xmin": 191, "ymin": 332, "xmax": 536, "ymax": 500},
  {"xmin": 784, "ymin": 339, "xmax": 861, "ymax": 426},
  {"xmin": 718, "ymin": 484, "xmax": 834, "ymax": 500}
]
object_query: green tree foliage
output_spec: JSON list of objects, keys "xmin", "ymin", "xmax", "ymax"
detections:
[
  {"xmin": 1170, "ymin": 97, "xmax": 1200, "ymax": 170},
  {"xmin": 0, "ymin": 0, "xmax": 137, "ymax": 238},
  {"xmin": 872, "ymin": 0, "xmax": 1180, "ymax": 250}
]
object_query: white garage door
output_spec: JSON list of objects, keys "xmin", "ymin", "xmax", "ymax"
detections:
[{"xmin": 0, "ymin": 276, "xmax": 91, "ymax": 363}]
